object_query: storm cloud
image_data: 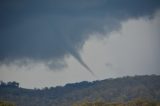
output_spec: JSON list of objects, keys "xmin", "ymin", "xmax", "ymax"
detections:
[{"xmin": 0, "ymin": 0, "xmax": 160, "ymax": 73}]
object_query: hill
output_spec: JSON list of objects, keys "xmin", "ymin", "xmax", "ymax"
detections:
[{"xmin": 0, "ymin": 75, "xmax": 160, "ymax": 106}]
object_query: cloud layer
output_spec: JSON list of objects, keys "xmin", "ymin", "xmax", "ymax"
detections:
[{"xmin": 0, "ymin": 0, "xmax": 160, "ymax": 72}]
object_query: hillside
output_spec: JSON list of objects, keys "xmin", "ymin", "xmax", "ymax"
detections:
[{"xmin": 0, "ymin": 75, "xmax": 160, "ymax": 106}]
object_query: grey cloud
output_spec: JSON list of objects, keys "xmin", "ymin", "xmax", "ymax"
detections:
[
  {"xmin": 46, "ymin": 60, "xmax": 68, "ymax": 71},
  {"xmin": 0, "ymin": 0, "xmax": 160, "ymax": 73},
  {"xmin": 106, "ymin": 63, "xmax": 113, "ymax": 68}
]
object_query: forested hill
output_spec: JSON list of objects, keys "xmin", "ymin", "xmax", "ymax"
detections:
[{"xmin": 0, "ymin": 75, "xmax": 160, "ymax": 106}]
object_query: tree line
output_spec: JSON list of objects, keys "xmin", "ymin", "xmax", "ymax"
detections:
[{"xmin": 0, "ymin": 81, "xmax": 19, "ymax": 88}]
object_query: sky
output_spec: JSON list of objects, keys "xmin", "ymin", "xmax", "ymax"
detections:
[{"xmin": 0, "ymin": 0, "xmax": 160, "ymax": 88}]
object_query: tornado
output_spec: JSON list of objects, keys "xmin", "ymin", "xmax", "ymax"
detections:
[{"xmin": 69, "ymin": 49, "xmax": 95, "ymax": 76}]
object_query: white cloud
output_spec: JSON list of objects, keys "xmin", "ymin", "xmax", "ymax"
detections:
[{"xmin": 82, "ymin": 11, "xmax": 160, "ymax": 79}]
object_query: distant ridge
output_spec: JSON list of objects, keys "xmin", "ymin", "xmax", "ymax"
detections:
[{"xmin": 0, "ymin": 75, "xmax": 160, "ymax": 106}]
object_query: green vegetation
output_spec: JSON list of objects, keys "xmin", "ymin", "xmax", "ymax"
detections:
[
  {"xmin": 0, "ymin": 101, "xmax": 15, "ymax": 106},
  {"xmin": 73, "ymin": 99, "xmax": 160, "ymax": 106},
  {"xmin": 0, "ymin": 75, "xmax": 160, "ymax": 106}
]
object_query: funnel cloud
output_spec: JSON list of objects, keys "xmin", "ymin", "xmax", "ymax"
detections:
[{"xmin": 70, "ymin": 50, "xmax": 95, "ymax": 76}]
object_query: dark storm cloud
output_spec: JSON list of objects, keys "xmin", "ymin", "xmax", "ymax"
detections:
[{"xmin": 0, "ymin": 0, "xmax": 160, "ymax": 72}]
